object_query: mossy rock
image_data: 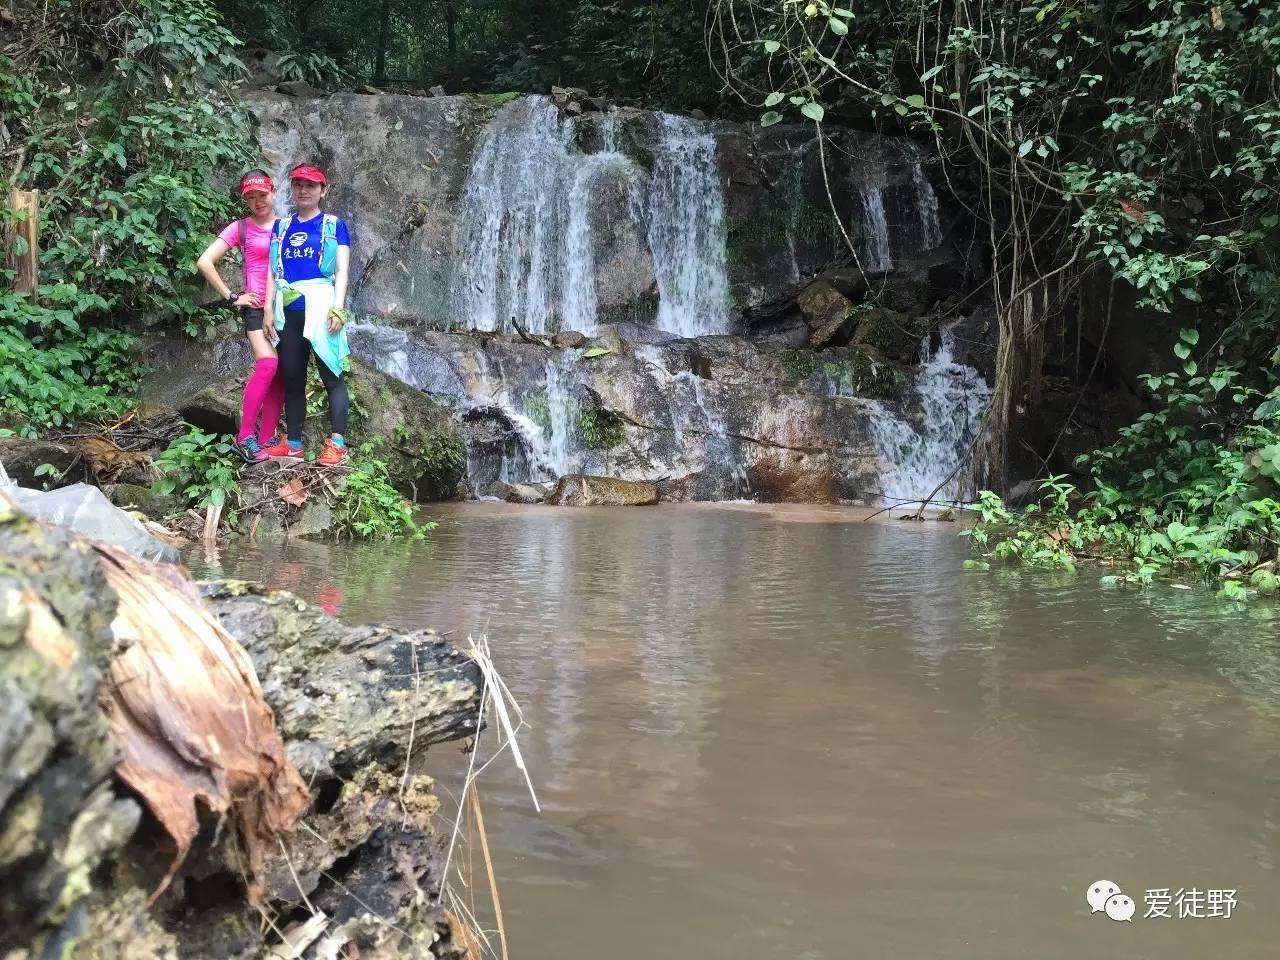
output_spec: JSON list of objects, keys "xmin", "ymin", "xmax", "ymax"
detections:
[
  {"xmin": 304, "ymin": 358, "xmax": 463, "ymax": 502},
  {"xmin": 850, "ymin": 306, "xmax": 931, "ymax": 364}
]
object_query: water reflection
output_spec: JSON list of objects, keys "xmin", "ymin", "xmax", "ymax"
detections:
[{"xmin": 189, "ymin": 503, "xmax": 1280, "ymax": 959}]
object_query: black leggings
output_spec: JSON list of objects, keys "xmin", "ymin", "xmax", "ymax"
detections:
[{"xmin": 279, "ymin": 308, "xmax": 349, "ymax": 441}]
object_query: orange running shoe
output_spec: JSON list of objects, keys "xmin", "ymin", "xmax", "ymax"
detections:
[
  {"xmin": 262, "ymin": 438, "xmax": 304, "ymax": 459},
  {"xmin": 317, "ymin": 438, "xmax": 347, "ymax": 466}
]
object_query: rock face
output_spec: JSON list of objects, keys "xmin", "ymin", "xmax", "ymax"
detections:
[
  {"xmin": 546, "ymin": 474, "xmax": 659, "ymax": 506},
  {"xmin": 0, "ymin": 435, "xmax": 81, "ymax": 488},
  {"xmin": 0, "ymin": 509, "xmax": 482, "ymax": 960}
]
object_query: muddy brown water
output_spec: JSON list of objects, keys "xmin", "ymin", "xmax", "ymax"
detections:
[{"xmin": 188, "ymin": 502, "xmax": 1280, "ymax": 959}]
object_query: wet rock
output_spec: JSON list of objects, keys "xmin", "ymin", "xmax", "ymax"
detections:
[
  {"xmin": 488, "ymin": 480, "xmax": 548, "ymax": 503},
  {"xmin": 554, "ymin": 330, "xmax": 589, "ymax": 349},
  {"xmin": 328, "ymin": 358, "xmax": 465, "ymax": 501},
  {"xmin": 274, "ymin": 79, "xmax": 320, "ymax": 98},
  {"xmin": 747, "ymin": 451, "xmax": 844, "ymax": 503},
  {"xmin": 546, "ymin": 474, "xmax": 659, "ymax": 506},
  {"xmin": 798, "ymin": 280, "xmax": 857, "ymax": 349},
  {"xmin": 851, "ymin": 306, "xmax": 930, "ymax": 364},
  {"xmin": 104, "ymin": 482, "xmax": 181, "ymax": 520},
  {"xmin": 178, "ymin": 378, "xmax": 242, "ymax": 436},
  {"xmin": 0, "ymin": 435, "xmax": 80, "ymax": 488},
  {"xmin": 429, "ymin": 84, "xmax": 446, "ymax": 97}
]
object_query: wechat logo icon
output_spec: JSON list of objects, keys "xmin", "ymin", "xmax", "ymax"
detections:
[{"xmin": 1086, "ymin": 880, "xmax": 1134, "ymax": 922}]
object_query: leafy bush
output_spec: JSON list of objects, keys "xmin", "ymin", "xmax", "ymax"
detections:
[
  {"xmin": 1, "ymin": 0, "xmax": 255, "ymax": 433},
  {"xmin": 579, "ymin": 406, "xmax": 625, "ymax": 450},
  {"xmin": 152, "ymin": 425, "xmax": 241, "ymax": 514},
  {"xmin": 964, "ymin": 331, "xmax": 1280, "ymax": 599},
  {"xmin": 332, "ymin": 447, "xmax": 434, "ymax": 540}
]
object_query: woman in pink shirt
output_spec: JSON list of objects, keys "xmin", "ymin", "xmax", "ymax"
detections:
[{"xmin": 196, "ymin": 169, "xmax": 285, "ymax": 463}]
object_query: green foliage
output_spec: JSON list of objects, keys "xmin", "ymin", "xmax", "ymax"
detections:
[
  {"xmin": 332, "ymin": 446, "xmax": 432, "ymax": 540},
  {"xmin": 393, "ymin": 424, "xmax": 467, "ymax": 499},
  {"xmin": 153, "ymin": 425, "xmax": 240, "ymax": 514},
  {"xmin": 0, "ymin": 287, "xmax": 138, "ymax": 434},
  {"xmin": 218, "ymin": 0, "xmax": 723, "ymax": 110},
  {"xmin": 2, "ymin": 0, "xmax": 255, "ymax": 434},
  {"xmin": 964, "ymin": 334, "xmax": 1280, "ymax": 598},
  {"xmin": 579, "ymin": 406, "xmax": 625, "ymax": 449}
]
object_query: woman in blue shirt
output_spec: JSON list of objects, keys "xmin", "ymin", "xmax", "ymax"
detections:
[{"xmin": 262, "ymin": 162, "xmax": 353, "ymax": 466}]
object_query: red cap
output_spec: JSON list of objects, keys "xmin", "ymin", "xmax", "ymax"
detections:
[
  {"xmin": 239, "ymin": 172, "xmax": 274, "ymax": 196},
  {"xmin": 290, "ymin": 164, "xmax": 327, "ymax": 184}
]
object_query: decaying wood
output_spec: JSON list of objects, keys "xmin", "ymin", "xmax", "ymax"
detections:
[
  {"xmin": 5, "ymin": 187, "xmax": 38, "ymax": 296},
  {"xmin": 97, "ymin": 543, "xmax": 310, "ymax": 903}
]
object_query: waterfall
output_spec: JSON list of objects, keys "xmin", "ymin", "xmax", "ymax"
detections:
[
  {"xmin": 562, "ymin": 114, "xmax": 643, "ymax": 335},
  {"xmin": 543, "ymin": 353, "xmax": 579, "ymax": 478},
  {"xmin": 451, "ymin": 100, "xmax": 650, "ymax": 336},
  {"xmin": 452, "ymin": 98, "xmax": 570, "ymax": 334},
  {"xmin": 859, "ymin": 184, "xmax": 892, "ymax": 273},
  {"xmin": 868, "ymin": 326, "xmax": 990, "ymax": 504},
  {"xmin": 648, "ymin": 114, "xmax": 732, "ymax": 337},
  {"xmin": 910, "ymin": 153, "xmax": 943, "ymax": 251},
  {"xmin": 267, "ymin": 126, "xmax": 301, "ymax": 218},
  {"xmin": 674, "ymin": 372, "xmax": 748, "ymax": 493}
]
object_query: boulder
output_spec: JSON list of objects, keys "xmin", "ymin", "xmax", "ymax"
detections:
[
  {"xmin": 178, "ymin": 378, "xmax": 242, "ymax": 437},
  {"xmin": 487, "ymin": 480, "xmax": 548, "ymax": 504},
  {"xmin": 554, "ymin": 330, "xmax": 589, "ymax": 349},
  {"xmin": 0, "ymin": 509, "xmax": 483, "ymax": 960},
  {"xmin": 546, "ymin": 474, "xmax": 658, "ymax": 506},
  {"xmin": 798, "ymin": 279, "xmax": 858, "ymax": 349},
  {"xmin": 851, "ymin": 306, "xmax": 929, "ymax": 364},
  {"xmin": 0, "ymin": 435, "xmax": 80, "ymax": 488},
  {"xmin": 104, "ymin": 482, "xmax": 182, "ymax": 521},
  {"xmin": 313, "ymin": 358, "xmax": 465, "ymax": 502}
]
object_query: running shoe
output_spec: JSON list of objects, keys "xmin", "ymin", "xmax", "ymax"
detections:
[
  {"xmin": 233, "ymin": 435, "xmax": 265, "ymax": 463},
  {"xmin": 262, "ymin": 438, "xmax": 304, "ymax": 460},
  {"xmin": 317, "ymin": 439, "xmax": 347, "ymax": 466}
]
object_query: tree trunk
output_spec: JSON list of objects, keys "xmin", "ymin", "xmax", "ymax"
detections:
[{"xmin": 373, "ymin": 0, "xmax": 391, "ymax": 83}]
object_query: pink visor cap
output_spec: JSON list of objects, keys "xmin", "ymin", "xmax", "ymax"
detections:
[{"xmin": 239, "ymin": 172, "xmax": 274, "ymax": 196}]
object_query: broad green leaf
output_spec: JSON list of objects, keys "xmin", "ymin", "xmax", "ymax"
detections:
[
  {"xmin": 764, "ymin": 39, "xmax": 781, "ymax": 53},
  {"xmin": 760, "ymin": 110, "xmax": 783, "ymax": 127},
  {"xmin": 905, "ymin": 94, "xmax": 925, "ymax": 108},
  {"xmin": 801, "ymin": 101, "xmax": 825, "ymax": 122},
  {"xmin": 1180, "ymin": 327, "xmax": 1199, "ymax": 345},
  {"xmin": 581, "ymin": 346, "xmax": 614, "ymax": 358},
  {"xmin": 828, "ymin": 16, "xmax": 848, "ymax": 34},
  {"xmin": 765, "ymin": 91, "xmax": 785, "ymax": 107}
]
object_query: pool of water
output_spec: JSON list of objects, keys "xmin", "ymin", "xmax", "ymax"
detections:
[{"xmin": 189, "ymin": 502, "xmax": 1280, "ymax": 959}]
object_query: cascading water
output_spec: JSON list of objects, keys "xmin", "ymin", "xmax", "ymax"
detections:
[
  {"xmin": 858, "ymin": 184, "xmax": 892, "ymax": 273},
  {"xmin": 562, "ymin": 114, "xmax": 644, "ymax": 335},
  {"xmin": 867, "ymin": 326, "xmax": 990, "ymax": 504},
  {"xmin": 647, "ymin": 114, "xmax": 732, "ymax": 337},
  {"xmin": 452, "ymin": 98, "xmax": 733, "ymax": 338},
  {"xmin": 542, "ymin": 353, "xmax": 580, "ymax": 478},
  {"xmin": 909, "ymin": 149, "xmax": 943, "ymax": 251},
  {"xmin": 673, "ymin": 372, "xmax": 748, "ymax": 493},
  {"xmin": 452, "ymin": 99, "xmax": 568, "ymax": 334}
]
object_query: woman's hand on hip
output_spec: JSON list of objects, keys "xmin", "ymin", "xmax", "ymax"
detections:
[{"xmin": 236, "ymin": 292, "xmax": 263, "ymax": 309}]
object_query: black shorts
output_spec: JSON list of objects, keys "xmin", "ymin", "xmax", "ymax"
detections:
[{"xmin": 241, "ymin": 307, "xmax": 265, "ymax": 333}]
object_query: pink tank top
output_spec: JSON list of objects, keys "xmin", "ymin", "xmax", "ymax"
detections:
[{"xmin": 217, "ymin": 217, "xmax": 274, "ymax": 299}]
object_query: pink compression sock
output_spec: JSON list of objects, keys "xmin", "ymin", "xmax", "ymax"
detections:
[
  {"xmin": 256, "ymin": 364, "xmax": 286, "ymax": 444},
  {"xmin": 237, "ymin": 357, "xmax": 279, "ymax": 443}
]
